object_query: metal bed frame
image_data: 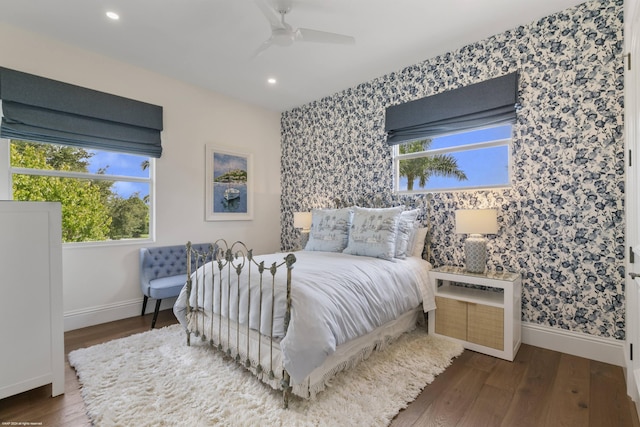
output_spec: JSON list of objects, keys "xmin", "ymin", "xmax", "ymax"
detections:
[{"xmin": 184, "ymin": 240, "xmax": 297, "ymax": 408}]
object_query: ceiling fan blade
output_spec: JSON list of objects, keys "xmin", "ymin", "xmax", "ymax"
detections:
[
  {"xmin": 254, "ymin": 0, "xmax": 285, "ymax": 29},
  {"xmin": 297, "ymin": 28, "xmax": 355, "ymax": 45},
  {"xmin": 251, "ymin": 38, "xmax": 274, "ymax": 59}
]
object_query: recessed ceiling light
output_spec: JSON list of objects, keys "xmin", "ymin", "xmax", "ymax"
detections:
[
  {"xmin": 106, "ymin": 11, "xmax": 120, "ymax": 20},
  {"xmin": 267, "ymin": 78, "xmax": 277, "ymax": 85}
]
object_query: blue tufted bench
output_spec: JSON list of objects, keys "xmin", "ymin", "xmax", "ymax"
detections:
[{"xmin": 139, "ymin": 243, "xmax": 213, "ymax": 328}]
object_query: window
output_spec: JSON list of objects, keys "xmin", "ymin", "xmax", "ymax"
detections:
[
  {"xmin": 9, "ymin": 139, "xmax": 153, "ymax": 244},
  {"xmin": 393, "ymin": 124, "xmax": 512, "ymax": 193}
]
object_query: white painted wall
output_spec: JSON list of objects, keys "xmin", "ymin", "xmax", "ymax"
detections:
[{"xmin": 0, "ymin": 24, "xmax": 282, "ymax": 330}]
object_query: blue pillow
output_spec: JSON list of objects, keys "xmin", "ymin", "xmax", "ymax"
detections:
[
  {"xmin": 343, "ymin": 206, "xmax": 403, "ymax": 260},
  {"xmin": 304, "ymin": 208, "xmax": 353, "ymax": 252}
]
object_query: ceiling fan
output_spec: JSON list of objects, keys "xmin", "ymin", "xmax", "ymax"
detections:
[{"xmin": 252, "ymin": 0, "xmax": 355, "ymax": 57}]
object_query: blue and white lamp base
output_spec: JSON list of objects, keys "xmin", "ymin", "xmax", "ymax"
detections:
[{"xmin": 464, "ymin": 234, "xmax": 487, "ymax": 273}]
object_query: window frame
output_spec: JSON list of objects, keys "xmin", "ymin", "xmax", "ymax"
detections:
[
  {"xmin": 393, "ymin": 125, "xmax": 513, "ymax": 194},
  {"xmin": 6, "ymin": 139, "xmax": 155, "ymax": 247}
]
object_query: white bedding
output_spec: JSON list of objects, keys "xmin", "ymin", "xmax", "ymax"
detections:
[{"xmin": 174, "ymin": 250, "xmax": 434, "ymax": 384}]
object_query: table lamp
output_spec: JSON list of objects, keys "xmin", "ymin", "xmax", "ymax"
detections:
[
  {"xmin": 293, "ymin": 212, "xmax": 312, "ymax": 249},
  {"xmin": 455, "ymin": 209, "xmax": 498, "ymax": 273}
]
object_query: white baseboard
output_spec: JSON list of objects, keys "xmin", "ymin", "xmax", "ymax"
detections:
[
  {"xmin": 522, "ymin": 321, "xmax": 625, "ymax": 367},
  {"xmin": 64, "ymin": 297, "xmax": 177, "ymax": 331}
]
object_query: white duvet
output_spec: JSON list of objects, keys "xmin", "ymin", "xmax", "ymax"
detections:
[{"xmin": 174, "ymin": 250, "xmax": 434, "ymax": 384}]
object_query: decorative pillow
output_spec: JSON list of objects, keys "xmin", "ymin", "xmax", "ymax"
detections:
[
  {"xmin": 304, "ymin": 208, "xmax": 353, "ymax": 252},
  {"xmin": 411, "ymin": 227, "xmax": 429, "ymax": 258},
  {"xmin": 343, "ymin": 206, "xmax": 404, "ymax": 260},
  {"xmin": 395, "ymin": 209, "xmax": 420, "ymax": 259}
]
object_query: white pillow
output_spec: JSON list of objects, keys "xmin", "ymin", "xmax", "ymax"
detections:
[
  {"xmin": 395, "ymin": 209, "xmax": 419, "ymax": 259},
  {"xmin": 343, "ymin": 206, "xmax": 403, "ymax": 261},
  {"xmin": 304, "ymin": 208, "xmax": 353, "ymax": 252},
  {"xmin": 411, "ymin": 227, "xmax": 429, "ymax": 258}
]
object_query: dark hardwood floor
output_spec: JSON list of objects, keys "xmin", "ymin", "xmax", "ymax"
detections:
[
  {"xmin": 391, "ymin": 343, "xmax": 640, "ymax": 427},
  {"xmin": 1, "ymin": 310, "xmax": 638, "ymax": 427}
]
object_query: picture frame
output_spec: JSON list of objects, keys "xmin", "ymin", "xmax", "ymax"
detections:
[{"xmin": 205, "ymin": 145, "xmax": 253, "ymax": 221}]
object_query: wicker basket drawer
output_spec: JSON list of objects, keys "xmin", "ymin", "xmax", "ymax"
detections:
[
  {"xmin": 467, "ymin": 303, "xmax": 504, "ymax": 350},
  {"xmin": 434, "ymin": 296, "xmax": 467, "ymax": 341}
]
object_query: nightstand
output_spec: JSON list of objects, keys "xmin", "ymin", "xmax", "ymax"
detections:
[{"xmin": 427, "ymin": 265, "xmax": 522, "ymax": 361}]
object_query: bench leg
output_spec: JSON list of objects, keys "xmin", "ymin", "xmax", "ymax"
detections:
[
  {"xmin": 151, "ymin": 299, "xmax": 162, "ymax": 329},
  {"xmin": 141, "ymin": 295, "xmax": 149, "ymax": 316}
]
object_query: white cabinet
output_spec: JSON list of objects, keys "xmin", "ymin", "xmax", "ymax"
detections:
[
  {"xmin": 0, "ymin": 201, "xmax": 64, "ymax": 399},
  {"xmin": 427, "ymin": 265, "xmax": 522, "ymax": 361}
]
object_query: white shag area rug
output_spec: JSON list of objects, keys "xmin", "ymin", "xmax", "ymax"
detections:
[{"xmin": 68, "ymin": 324, "xmax": 463, "ymax": 427}]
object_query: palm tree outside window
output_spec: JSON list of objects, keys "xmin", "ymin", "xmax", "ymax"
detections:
[{"xmin": 394, "ymin": 124, "xmax": 512, "ymax": 192}]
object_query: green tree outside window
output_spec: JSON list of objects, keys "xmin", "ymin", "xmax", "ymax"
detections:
[
  {"xmin": 399, "ymin": 140, "xmax": 467, "ymax": 191},
  {"xmin": 10, "ymin": 140, "xmax": 150, "ymax": 243}
]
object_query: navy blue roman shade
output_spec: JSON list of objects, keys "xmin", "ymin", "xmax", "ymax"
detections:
[
  {"xmin": 385, "ymin": 72, "xmax": 518, "ymax": 145},
  {"xmin": 0, "ymin": 67, "xmax": 163, "ymax": 157}
]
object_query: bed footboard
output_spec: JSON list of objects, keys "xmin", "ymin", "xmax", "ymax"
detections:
[{"xmin": 184, "ymin": 240, "xmax": 296, "ymax": 408}]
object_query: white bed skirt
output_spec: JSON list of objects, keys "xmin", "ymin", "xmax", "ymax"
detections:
[{"xmin": 185, "ymin": 306, "xmax": 423, "ymax": 399}]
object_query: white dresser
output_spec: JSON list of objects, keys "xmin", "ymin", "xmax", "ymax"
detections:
[{"xmin": 0, "ymin": 201, "xmax": 64, "ymax": 399}]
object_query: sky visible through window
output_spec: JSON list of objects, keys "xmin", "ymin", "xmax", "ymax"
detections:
[
  {"xmin": 399, "ymin": 125, "xmax": 511, "ymax": 191},
  {"xmin": 87, "ymin": 125, "xmax": 510, "ymax": 198},
  {"xmin": 86, "ymin": 149, "xmax": 149, "ymax": 199}
]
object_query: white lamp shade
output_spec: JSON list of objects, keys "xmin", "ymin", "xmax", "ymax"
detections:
[
  {"xmin": 455, "ymin": 209, "xmax": 498, "ymax": 235},
  {"xmin": 293, "ymin": 212, "xmax": 312, "ymax": 232}
]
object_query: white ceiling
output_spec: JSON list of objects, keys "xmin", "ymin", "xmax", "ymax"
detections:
[{"xmin": 0, "ymin": 0, "xmax": 586, "ymax": 112}]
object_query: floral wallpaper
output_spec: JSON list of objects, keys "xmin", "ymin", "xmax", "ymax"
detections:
[{"xmin": 280, "ymin": 0, "xmax": 624, "ymax": 340}]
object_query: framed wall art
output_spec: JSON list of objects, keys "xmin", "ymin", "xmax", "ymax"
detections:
[{"xmin": 205, "ymin": 145, "xmax": 253, "ymax": 221}]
